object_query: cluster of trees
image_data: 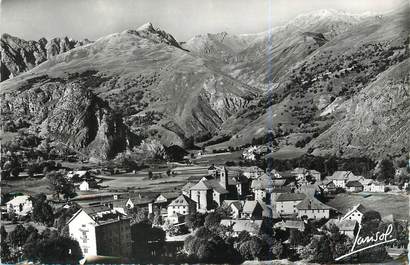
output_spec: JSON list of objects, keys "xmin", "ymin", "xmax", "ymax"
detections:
[
  {"xmin": 46, "ymin": 171, "xmax": 76, "ymax": 200},
  {"xmin": 1, "ymin": 225, "xmax": 82, "ymax": 264}
]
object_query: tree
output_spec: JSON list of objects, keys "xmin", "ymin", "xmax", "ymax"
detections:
[
  {"xmin": 289, "ymin": 229, "xmax": 309, "ymax": 247},
  {"xmin": 204, "ymin": 212, "xmax": 222, "ymax": 228},
  {"xmin": 238, "ymin": 237, "xmax": 263, "ymax": 260},
  {"xmin": 24, "ymin": 235, "xmax": 82, "ymax": 263},
  {"xmin": 270, "ymin": 240, "xmax": 284, "ymax": 259},
  {"xmin": 46, "ymin": 171, "xmax": 76, "ymax": 200},
  {"xmin": 362, "ymin": 210, "xmax": 382, "ymax": 224},
  {"xmin": 8, "ymin": 224, "xmax": 28, "ymax": 248},
  {"xmin": 1, "ymin": 225, "xmax": 7, "ymax": 242},
  {"xmin": 185, "ymin": 212, "xmax": 205, "ymax": 230},
  {"xmin": 1, "ymin": 241, "xmax": 11, "ymax": 262},
  {"xmin": 31, "ymin": 194, "xmax": 54, "ymax": 226},
  {"xmin": 375, "ymin": 159, "xmax": 395, "ymax": 183}
]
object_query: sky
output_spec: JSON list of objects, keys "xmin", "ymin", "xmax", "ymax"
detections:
[{"xmin": 0, "ymin": 0, "xmax": 404, "ymax": 41}]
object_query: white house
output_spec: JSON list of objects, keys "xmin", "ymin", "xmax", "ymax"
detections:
[
  {"xmin": 79, "ymin": 180, "xmax": 98, "ymax": 191},
  {"xmin": 370, "ymin": 181, "xmax": 386, "ymax": 192},
  {"xmin": 275, "ymin": 193, "xmax": 306, "ymax": 215},
  {"xmin": 296, "ymin": 197, "xmax": 333, "ymax": 220},
  {"xmin": 360, "ymin": 179, "xmax": 373, "ymax": 192},
  {"xmin": 166, "ymin": 195, "xmax": 196, "ymax": 224},
  {"xmin": 6, "ymin": 195, "xmax": 33, "ymax": 216},
  {"xmin": 341, "ymin": 204, "xmax": 369, "ymax": 224},
  {"xmin": 328, "ymin": 171, "xmax": 362, "ymax": 188},
  {"xmin": 67, "ymin": 206, "xmax": 132, "ymax": 257}
]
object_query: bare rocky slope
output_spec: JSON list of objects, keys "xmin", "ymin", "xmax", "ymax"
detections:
[
  {"xmin": 1, "ymin": 6, "xmax": 409, "ymax": 160},
  {"xmin": 0, "ymin": 34, "xmax": 90, "ymax": 81}
]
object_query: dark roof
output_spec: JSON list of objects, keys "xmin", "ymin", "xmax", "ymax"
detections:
[
  {"xmin": 242, "ymin": 201, "xmax": 261, "ymax": 214},
  {"xmin": 276, "ymin": 193, "xmax": 306, "ymax": 202},
  {"xmin": 190, "ymin": 179, "xmax": 229, "ymax": 194},
  {"xmin": 181, "ymin": 182, "xmax": 195, "ymax": 192},
  {"xmin": 169, "ymin": 195, "xmax": 196, "ymax": 207},
  {"xmin": 296, "ymin": 197, "xmax": 334, "ymax": 210},
  {"xmin": 251, "ymin": 175, "xmax": 287, "ymax": 190},
  {"xmin": 346, "ymin": 180, "xmax": 363, "ymax": 187},
  {"xmin": 68, "ymin": 205, "xmax": 128, "ymax": 226}
]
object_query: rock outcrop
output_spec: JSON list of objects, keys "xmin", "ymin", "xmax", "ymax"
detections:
[
  {"xmin": 0, "ymin": 34, "xmax": 90, "ymax": 81},
  {"xmin": 1, "ymin": 77, "xmax": 130, "ymax": 159}
]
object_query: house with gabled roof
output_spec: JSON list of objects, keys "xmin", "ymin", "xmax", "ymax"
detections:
[
  {"xmin": 276, "ymin": 193, "xmax": 306, "ymax": 215},
  {"xmin": 328, "ymin": 171, "xmax": 358, "ymax": 188},
  {"xmin": 223, "ymin": 200, "xmax": 244, "ymax": 219},
  {"xmin": 341, "ymin": 203, "xmax": 370, "ymax": 224},
  {"xmin": 346, "ymin": 180, "xmax": 364, "ymax": 192},
  {"xmin": 296, "ymin": 197, "xmax": 334, "ymax": 220},
  {"xmin": 251, "ymin": 174, "xmax": 288, "ymax": 202},
  {"xmin": 167, "ymin": 195, "xmax": 196, "ymax": 224},
  {"xmin": 6, "ymin": 195, "xmax": 32, "ymax": 216},
  {"xmin": 67, "ymin": 206, "xmax": 131, "ymax": 257},
  {"xmin": 242, "ymin": 200, "xmax": 263, "ymax": 219}
]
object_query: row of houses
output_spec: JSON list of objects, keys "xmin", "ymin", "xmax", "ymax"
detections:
[{"xmin": 319, "ymin": 170, "xmax": 386, "ymax": 193}]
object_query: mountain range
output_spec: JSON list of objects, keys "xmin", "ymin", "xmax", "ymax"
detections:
[{"xmin": 1, "ymin": 5, "xmax": 409, "ymax": 161}]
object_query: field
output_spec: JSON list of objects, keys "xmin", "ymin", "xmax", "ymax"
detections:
[
  {"xmin": 327, "ymin": 193, "xmax": 410, "ymax": 221},
  {"xmin": 98, "ymin": 165, "xmax": 209, "ymax": 192},
  {"xmin": 1, "ymin": 177, "xmax": 51, "ymax": 196},
  {"xmin": 264, "ymin": 146, "xmax": 306, "ymax": 160}
]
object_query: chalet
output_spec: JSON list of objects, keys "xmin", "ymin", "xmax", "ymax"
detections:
[
  {"xmin": 67, "ymin": 206, "xmax": 132, "ymax": 257},
  {"xmin": 167, "ymin": 195, "xmax": 196, "ymax": 224},
  {"xmin": 275, "ymin": 193, "xmax": 306, "ymax": 215},
  {"xmin": 220, "ymin": 219, "xmax": 263, "ymax": 236},
  {"xmin": 296, "ymin": 197, "xmax": 334, "ymax": 220},
  {"xmin": 345, "ymin": 180, "xmax": 363, "ymax": 192},
  {"xmin": 341, "ymin": 204, "xmax": 369, "ymax": 224},
  {"xmin": 6, "ymin": 195, "xmax": 33, "ymax": 216}
]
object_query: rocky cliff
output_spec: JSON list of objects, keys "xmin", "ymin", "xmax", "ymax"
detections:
[
  {"xmin": 1, "ymin": 76, "xmax": 130, "ymax": 159},
  {"xmin": 0, "ymin": 33, "xmax": 90, "ymax": 81}
]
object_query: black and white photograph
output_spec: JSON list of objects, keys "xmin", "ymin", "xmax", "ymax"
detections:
[{"xmin": 0, "ymin": 0, "xmax": 409, "ymax": 264}]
